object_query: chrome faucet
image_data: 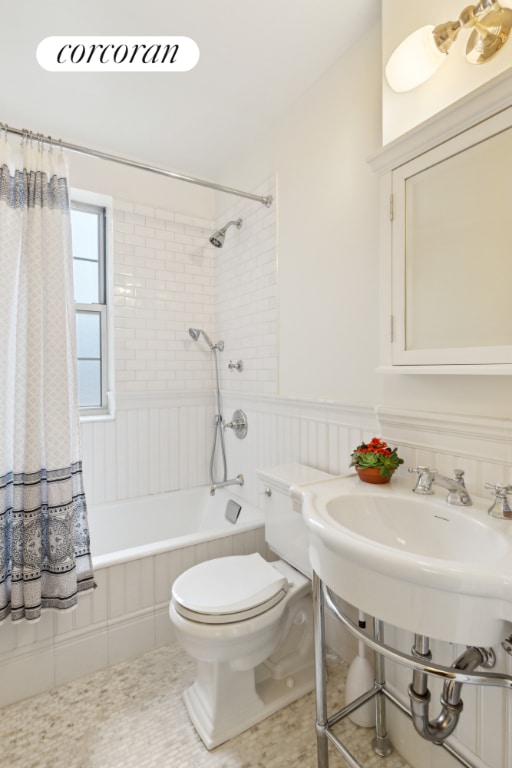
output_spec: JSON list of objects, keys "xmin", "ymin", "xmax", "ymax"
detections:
[
  {"xmin": 409, "ymin": 467, "xmax": 472, "ymax": 506},
  {"xmin": 434, "ymin": 470, "xmax": 472, "ymax": 506},
  {"xmin": 210, "ymin": 474, "xmax": 244, "ymax": 496},
  {"xmin": 485, "ymin": 483, "xmax": 512, "ymax": 519},
  {"xmin": 409, "ymin": 466, "xmax": 435, "ymax": 495}
]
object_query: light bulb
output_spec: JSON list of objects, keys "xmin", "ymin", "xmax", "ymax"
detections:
[{"xmin": 385, "ymin": 25, "xmax": 446, "ymax": 93}]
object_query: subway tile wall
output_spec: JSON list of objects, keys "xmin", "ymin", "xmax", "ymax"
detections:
[
  {"xmin": 111, "ymin": 175, "xmax": 277, "ymax": 399},
  {"xmin": 113, "ymin": 201, "xmax": 216, "ymax": 394},
  {"xmin": 215, "ymin": 178, "xmax": 278, "ymax": 395}
]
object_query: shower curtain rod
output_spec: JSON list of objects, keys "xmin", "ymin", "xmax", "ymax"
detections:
[{"xmin": 1, "ymin": 122, "xmax": 273, "ymax": 207}]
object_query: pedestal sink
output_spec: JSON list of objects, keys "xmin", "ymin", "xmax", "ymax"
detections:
[{"xmin": 294, "ymin": 473, "xmax": 512, "ymax": 645}]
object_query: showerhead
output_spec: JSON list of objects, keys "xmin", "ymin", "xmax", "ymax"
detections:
[
  {"xmin": 188, "ymin": 327, "xmax": 224, "ymax": 352},
  {"xmin": 209, "ymin": 218, "xmax": 243, "ymax": 248}
]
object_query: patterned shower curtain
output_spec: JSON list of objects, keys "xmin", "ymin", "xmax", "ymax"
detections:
[{"xmin": 0, "ymin": 133, "xmax": 94, "ymax": 622}]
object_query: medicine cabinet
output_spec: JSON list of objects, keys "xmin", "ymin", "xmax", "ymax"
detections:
[{"xmin": 370, "ymin": 70, "xmax": 512, "ymax": 374}]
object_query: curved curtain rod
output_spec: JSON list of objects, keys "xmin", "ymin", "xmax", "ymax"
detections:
[{"xmin": 1, "ymin": 122, "xmax": 273, "ymax": 207}]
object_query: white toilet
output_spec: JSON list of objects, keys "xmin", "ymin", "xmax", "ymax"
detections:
[{"xmin": 169, "ymin": 463, "xmax": 332, "ymax": 749}]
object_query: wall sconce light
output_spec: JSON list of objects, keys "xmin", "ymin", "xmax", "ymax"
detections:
[{"xmin": 385, "ymin": 0, "xmax": 512, "ymax": 92}]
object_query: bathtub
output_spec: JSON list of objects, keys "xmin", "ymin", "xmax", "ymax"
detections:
[
  {"xmin": 0, "ymin": 485, "xmax": 268, "ymax": 710},
  {"xmin": 84, "ymin": 486, "xmax": 267, "ymax": 675},
  {"xmin": 88, "ymin": 485, "xmax": 265, "ymax": 567}
]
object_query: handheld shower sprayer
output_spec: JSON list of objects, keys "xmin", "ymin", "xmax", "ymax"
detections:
[
  {"xmin": 188, "ymin": 327, "xmax": 224, "ymax": 352},
  {"xmin": 188, "ymin": 325, "xmax": 244, "ymax": 494},
  {"xmin": 209, "ymin": 218, "xmax": 243, "ymax": 248}
]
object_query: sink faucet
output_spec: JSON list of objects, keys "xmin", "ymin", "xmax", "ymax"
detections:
[{"xmin": 409, "ymin": 467, "xmax": 472, "ymax": 506}]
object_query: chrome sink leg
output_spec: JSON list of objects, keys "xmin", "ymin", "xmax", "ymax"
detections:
[
  {"xmin": 312, "ymin": 571, "xmax": 329, "ymax": 768},
  {"xmin": 372, "ymin": 618, "xmax": 393, "ymax": 758}
]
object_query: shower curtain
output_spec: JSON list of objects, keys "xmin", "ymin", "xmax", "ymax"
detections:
[{"xmin": 0, "ymin": 133, "xmax": 94, "ymax": 622}]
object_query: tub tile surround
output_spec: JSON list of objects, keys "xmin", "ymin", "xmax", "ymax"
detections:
[
  {"xmin": 113, "ymin": 200, "xmax": 217, "ymax": 396},
  {"xmin": 113, "ymin": 175, "xmax": 277, "ymax": 398},
  {"xmin": 215, "ymin": 179, "xmax": 278, "ymax": 396}
]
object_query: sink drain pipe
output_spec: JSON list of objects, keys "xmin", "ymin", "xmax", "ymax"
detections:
[{"xmin": 409, "ymin": 636, "xmax": 496, "ymax": 744}]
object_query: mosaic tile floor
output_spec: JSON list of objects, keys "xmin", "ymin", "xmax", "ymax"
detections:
[{"xmin": 0, "ymin": 643, "xmax": 411, "ymax": 768}]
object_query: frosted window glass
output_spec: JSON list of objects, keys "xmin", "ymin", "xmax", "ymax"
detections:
[
  {"xmin": 71, "ymin": 198, "xmax": 107, "ymax": 412},
  {"xmin": 77, "ymin": 360, "xmax": 101, "ymax": 408},
  {"xmin": 76, "ymin": 311, "xmax": 101, "ymax": 358},
  {"xmin": 71, "ymin": 209, "xmax": 99, "ymax": 262},
  {"xmin": 73, "ymin": 260, "xmax": 100, "ymax": 303},
  {"xmin": 71, "ymin": 205, "xmax": 104, "ymax": 304}
]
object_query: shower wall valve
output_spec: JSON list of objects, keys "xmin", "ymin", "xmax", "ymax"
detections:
[
  {"xmin": 223, "ymin": 409, "xmax": 248, "ymax": 439},
  {"xmin": 228, "ymin": 360, "xmax": 244, "ymax": 372}
]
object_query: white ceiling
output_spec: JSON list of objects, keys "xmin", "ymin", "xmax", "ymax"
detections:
[{"xmin": 2, "ymin": 0, "xmax": 378, "ymax": 180}]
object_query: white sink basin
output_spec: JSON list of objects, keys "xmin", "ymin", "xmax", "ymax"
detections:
[{"xmin": 295, "ymin": 474, "xmax": 512, "ymax": 646}]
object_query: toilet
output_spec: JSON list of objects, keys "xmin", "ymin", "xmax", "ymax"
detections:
[{"xmin": 169, "ymin": 463, "xmax": 332, "ymax": 749}]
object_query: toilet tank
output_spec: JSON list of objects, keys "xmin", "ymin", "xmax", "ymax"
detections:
[{"xmin": 257, "ymin": 463, "xmax": 333, "ymax": 578}]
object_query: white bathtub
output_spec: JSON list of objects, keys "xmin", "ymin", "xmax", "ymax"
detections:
[
  {"xmin": 0, "ymin": 486, "xmax": 268, "ymax": 711},
  {"xmin": 88, "ymin": 486, "xmax": 265, "ymax": 568}
]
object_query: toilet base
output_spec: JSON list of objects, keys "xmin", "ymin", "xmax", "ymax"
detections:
[{"xmin": 183, "ymin": 658, "xmax": 315, "ymax": 749}]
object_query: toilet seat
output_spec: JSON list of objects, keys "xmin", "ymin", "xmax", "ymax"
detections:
[{"xmin": 172, "ymin": 553, "xmax": 289, "ymax": 624}]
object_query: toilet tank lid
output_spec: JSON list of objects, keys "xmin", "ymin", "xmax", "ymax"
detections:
[
  {"xmin": 257, "ymin": 463, "xmax": 333, "ymax": 489},
  {"xmin": 172, "ymin": 553, "xmax": 288, "ymax": 615}
]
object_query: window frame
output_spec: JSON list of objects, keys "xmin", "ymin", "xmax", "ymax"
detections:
[{"xmin": 71, "ymin": 188, "xmax": 115, "ymax": 421}]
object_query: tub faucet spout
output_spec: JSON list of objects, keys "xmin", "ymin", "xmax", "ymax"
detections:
[{"xmin": 210, "ymin": 474, "xmax": 244, "ymax": 495}]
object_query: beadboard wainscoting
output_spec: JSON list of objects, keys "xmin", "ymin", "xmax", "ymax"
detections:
[{"xmin": 80, "ymin": 392, "xmax": 215, "ymax": 506}]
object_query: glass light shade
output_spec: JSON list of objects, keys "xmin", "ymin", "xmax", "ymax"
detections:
[{"xmin": 385, "ymin": 25, "xmax": 446, "ymax": 92}]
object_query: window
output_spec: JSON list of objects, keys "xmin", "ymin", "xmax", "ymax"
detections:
[{"xmin": 71, "ymin": 189, "xmax": 114, "ymax": 418}]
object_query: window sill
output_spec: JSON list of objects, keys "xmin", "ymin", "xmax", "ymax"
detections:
[{"xmin": 79, "ymin": 391, "xmax": 116, "ymax": 422}]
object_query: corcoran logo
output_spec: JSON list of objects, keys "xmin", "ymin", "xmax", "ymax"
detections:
[{"xmin": 37, "ymin": 36, "xmax": 200, "ymax": 72}]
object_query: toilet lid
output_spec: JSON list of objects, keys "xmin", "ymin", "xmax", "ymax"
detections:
[{"xmin": 172, "ymin": 553, "xmax": 289, "ymax": 624}]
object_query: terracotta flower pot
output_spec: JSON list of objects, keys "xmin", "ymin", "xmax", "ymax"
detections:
[{"xmin": 355, "ymin": 467, "xmax": 393, "ymax": 485}]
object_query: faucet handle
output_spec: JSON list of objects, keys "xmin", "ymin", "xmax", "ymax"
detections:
[
  {"xmin": 454, "ymin": 469, "xmax": 466, "ymax": 486},
  {"xmin": 484, "ymin": 482, "xmax": 512, "ymax": 496},
  {"xmin": 409, "ymin": 466, "xmax": 436, "ymax": 495},
  {"xmin": 408, "ymin": 465, "xmax": 434, "ymax": 475},
  {"xmin": 485, "ymin": 482, "xmax": 512, "ymax": 519}
]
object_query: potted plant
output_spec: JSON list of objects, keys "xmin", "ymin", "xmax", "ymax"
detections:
[{"xmin": 349, "ymin": 437, "xmax": 403, "ymax": 484}]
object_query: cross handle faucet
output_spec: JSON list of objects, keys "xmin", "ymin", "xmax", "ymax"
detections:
[
  {"xmin": 485, "ymin": 482, "xmax": 512, "ymax": 519},
  {"xmin": 409, "ymin": 467, "xmax": 472, "ymax": 506},
  {"xmin": 409, "ymin": 466, "xmax": 435, "ymax": 495}
]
